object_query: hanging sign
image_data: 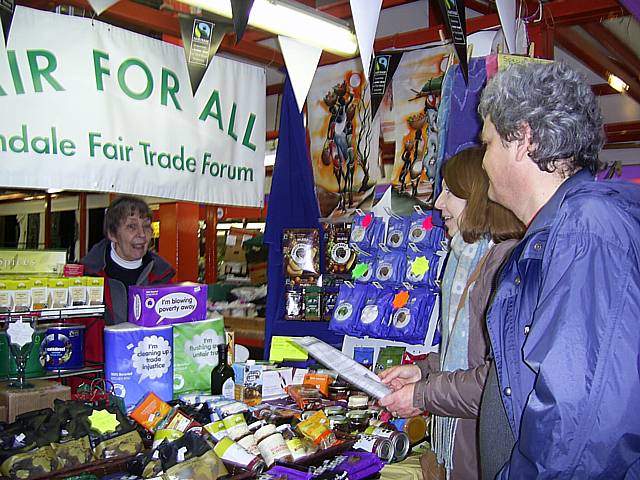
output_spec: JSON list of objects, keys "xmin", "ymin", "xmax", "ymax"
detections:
[
  {"xmin": 179, "ymin": 15, "xmax": 232, "ymax": 94},
  {"xmin": 0, "ymin": 0, "xmax": 13, "ymax": 44},
  {"xmin": 0, "ymin": 7, "xmax": 265, "ymax": 207},
  {"xmin": 369, "ymin": 52, "xmax": 403, "ymax": 119},
  {"xmin": 230, "ymin": 0, "xmax": 254, "ymax": 44},
  {"xmin": 437, "ymin": 0, "xmax": 468, "ymax": 83}
]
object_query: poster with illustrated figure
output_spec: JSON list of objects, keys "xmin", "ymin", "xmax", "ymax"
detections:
[
  {"xmin": 378, "ymin": 47, "xmax": 449, "ymax": 205},
  {"xmin": 308, "ymin": 60, "xmax": 380, "ymax": 218}
]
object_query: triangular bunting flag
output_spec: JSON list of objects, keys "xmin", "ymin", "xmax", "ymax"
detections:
[
  {"xmin": 0, "ymin": 0, "xmax": 14, "ymax": 44},
  {"xmin": 179, "ymin": 15, "xmax": 232, "ymax": 94},
  {"xmin": 86, "ymin": 0, "xmax": 120, "ymax": 15},
  {"xmin": 231, "ymin": 0, "xmax": 254, "ymax": 44},
  {"xmin": 350, "ymin": 0, "xmax": 382, "ymax": 77},
  {"xmin": 278, "ymin": 35, "xmax": 322, "ymax": 112},
  {"xmin": 437, "ymin": 0, "xmax": 468, "ymax": 84},
  {"xmin": 495, "ymin": 0, "xmax": 516, "ymax": 54},
  {"xmin": 369, "ymin": 52, "xmax": 403, "ymax": 119}
]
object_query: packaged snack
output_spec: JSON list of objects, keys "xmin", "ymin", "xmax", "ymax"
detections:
[
  {"xmin": 303, "ymin": 286, "xmax": 322, "ymax": 321},
  {"xmin": 129, "ymin": 392, "xmax": 172, "ymax": 431},
  {"xmin": 86, "ymin": 277, "xmax": 104, "ymax": 305},
  {"xmin": 407, "ymin": 211, "xmax": 445, "ymax": 252},
  {"xmin": 329, "ymin": 283, "xmax": 368, "ymax": 336},
  {"xmin": 12, "ymin": 279, "xmax": 32, "ymax": 312},
  {"xmin": 257, "ymin": 431, "xmax": 292, "ymax": 466},
  {"xmin": 353, "ymin": 254, "xmax": 376, "ymax": 284},
  {"xmin": 68, "ymin": 277, "xmax": 87, "ymax": 306},
  {"xmin": 323, "ymin": 223, "xmax": 357, "ymax": 275},
  {"xmin": 374, "ymin": 347, "xmax": 406, "ymax": 374},
  {"xmin": 0, "ymin": 279, "xmax": 10, "ymax": 313},
  {"xmin": 386, "ymin": 288, "xmax": 436, "ymax": 345},
  {"xmin": 296, "ymin": 410, "xmax": 336, "ymax": 449},
  {"xmin": 285, "ymin": 384, "xmax": 323, "ymax": 410},
  {"xmin": 386, "ymin": 216, "xmax": 411, "ymax": 250},
  {"xmin": 350, "ymin": 213, "xmax": 385, "ymax": 252},
  {"xmin": 284, "ymin": 287, "xmax": 304, "ymax": 320},
  {"xmin": 357, "ymin": 286, "xmax": 394, "ymax": 338},
  {"xmin": 48, "ymin": 277, "xmax": 69, "ymax": 308},
  {"xmin": 374, "ymin": 250, "xmax": 406, "ymax": 285},
  {"xmin": 321, "ymin": 286, "xmax": 339, "ymax": 321},
  {"xmin": 31, "ymin": 277, "xmax": 48, "ymax": 310},
  {"xmin": 213, "ymin": 437, "xmax": 264, "ymax": 471},
  {"xmin": 302, "ymin": 372, "xmax": 333, "ymax": 397},
  {"xmin": 282, "ymin": 229, "xmax": 320, "ymax": 279}
]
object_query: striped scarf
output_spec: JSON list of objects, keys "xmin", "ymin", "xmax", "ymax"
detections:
[{"xmin": 432, "ymin": 233, "xmax": 491, "ymax": 478}]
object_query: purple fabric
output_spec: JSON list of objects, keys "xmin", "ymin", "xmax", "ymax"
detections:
[
  {"xmin": 620, "ymin": 0, "xmax": 640, "ymax": 21},
  {"xmin": 443, "ymin": 57, "xmax": 487, "ymax": 160}
]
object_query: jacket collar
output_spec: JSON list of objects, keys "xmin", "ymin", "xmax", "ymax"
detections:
[{"xmin": 525, "ymin": 169, "xmax": 594, "ymax": 237}]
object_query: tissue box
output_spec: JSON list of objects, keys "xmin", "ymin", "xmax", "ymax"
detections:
[{"xmin": 128, "ymin": 283, "xmax": 208, "ymax": 326}]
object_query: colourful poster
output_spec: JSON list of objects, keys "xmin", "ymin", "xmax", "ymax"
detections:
[
  {"xmin": 380, "ymin": 48, "xmax": 449, "ymax": 205},
  {"xmin": 308, "ymin": 59, "xmax": 380, "ymax": 217}
]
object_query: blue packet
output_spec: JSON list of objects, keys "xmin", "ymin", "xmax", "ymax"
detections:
[
  {"xmin": 357, "ymin": 285, "xmax": 394, "ymax": 339},
  {"xmin": 408, "ymin": 212, "xmax": 446, "ymax": 252},
  {"xmin": 405, "ymin": 249, "xmax": 440, "ymax": 290},
  {"xmin": 329, "ymin": 283, "xmax": 368, "ymax": 335},
  {"xmin": 353, "ymin": 253, "xmax": 376, "ymax": 284},
  {"xmin": 373, "ymin": 250, "xmax": 406, "ymax": 286},
  {"xmin": 386, "ymin": 288, "xmax": 436, "ymax": 345},
  {"xmin": 386, "ymin": 216, "xmax": 410, "ymax": 250},
  {"xmin": 351, "ymin": 213, "xmax": 385, "ymax": 252}
]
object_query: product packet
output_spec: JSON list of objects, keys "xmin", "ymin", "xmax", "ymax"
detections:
[
  {"xmin": 405, "ymin": 249, "xmax": 440, "ymax": 290},
  {"xmin": 31, "ymin": 277, "xmax": 48, "ymax": 310},
  {"xmin": 350, "ymin": 213, "xmax": 384, "ymax": 252},
  {"xmin": 48, "ymin": 277, "xmax": 69, "ymax": 308},
  {"xmin": 408, "ymin": 212, "xmax": 445, "ymax": 252},
  {"xmin": 386, "ymin": 288, "xmax": 434, "ymax": 344},
  {"xmin": 386, "ymin": 216, "xmax": 411, "ymax": 250},
  {"xmin": 283, "ymin": 229, "xmax": 320, "ymax": 280},
  {"xmin": 321, "ymin": 286, "xmax": 339, "ymax": 321},
  {"xmin": 303, "ymin": 286, "xmax": 322, "ymax": 321},
  {"xmin": 357, "ymin": 285, "xmax": 394, "ymax": 338},
  {"xmin": 353, "ymin": 347, "xmax": 375, "ymax": 370},
  {"xmin": 329, "ymin": 283, "xmax": 368, "ymax": 336},
  {"xmin": 323, "ymin": 223, "xmax": 357, "ymax": 275},
  {"xmin": 129, "ymin": 392, "xmax": 172, "ymax": 431},
  {"xmin": 353, "ymin": 254, "xmax": 376, "ymax": 284},
  {"xmin": 374, "ymin": 250, "xmax": 406, "ymax": 286},
  {"xmin": 284, "ymin": 287, "xmax": 304, "ymax": 320},
  {"xmin": 374, "ymin": 347, "xmax": 406, "ymax": 374}
]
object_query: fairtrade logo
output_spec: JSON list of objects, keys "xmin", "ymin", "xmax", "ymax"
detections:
[{"xmin": 195, "ymin": 21, "xmax": 211, "ymax": 40}]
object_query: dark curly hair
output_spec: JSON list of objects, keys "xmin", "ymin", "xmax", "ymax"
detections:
[{"xmin": 478, "ymin": 61, "xmax": 605, "ymax": 175}]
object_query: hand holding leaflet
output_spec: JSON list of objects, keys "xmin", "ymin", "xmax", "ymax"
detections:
[{"xmin": 291, "ymin": 336, "xmax": 392, "ymax": 399}]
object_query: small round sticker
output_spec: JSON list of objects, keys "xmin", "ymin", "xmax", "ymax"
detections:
[
  {"xmin": 334, "ymin": 302, "xmax": 354, "ymax": 321},
  {"xmin": 351, "ymin": 227, "xmax": 366, "ymax": 243},
  {"xmin": 376, "ymin": 262, "xmax": 393, "ymax": 281},
  {"xmin": 360, "ymin": 305, "xmax": 379, "ymax": 324},
  {"xmin": 393, "ymin": 308, "xmax": 411, "ymax": 329},
  {"xmin": 331, "ymin": 243, "xmax": 351, "ymax": 264},
  {"xmin": 409, "ymin": 225, "xmax": 426, "ymax": 242},
  {"xmin": 387, "ymin": 230, "xmax": 404, "ymax": 248}
]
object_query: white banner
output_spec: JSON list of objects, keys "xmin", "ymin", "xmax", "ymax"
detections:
[{"xmin": 0, "ymin": 7, "xmax": 265, "ymax": 207}]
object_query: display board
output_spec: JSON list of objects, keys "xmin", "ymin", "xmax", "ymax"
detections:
[{"xmin": 0, "ymin": 7, "xmax": 265, "ymax": 207}]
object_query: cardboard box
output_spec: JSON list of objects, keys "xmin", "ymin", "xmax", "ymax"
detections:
[
  {"xmin": 128, "ymin": 283, "xmax": 208, "ymax": 326},
  {"xmin": 0, "ymin": 379, "xmax": 71, "ymax": 422},
  {"xmin": 248, "ymin": 262, "xmax": 267, "ymax": 285}
]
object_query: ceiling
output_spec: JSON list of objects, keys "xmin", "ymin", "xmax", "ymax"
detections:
[{"xmin": 13, "ymin": 0, "xmax": 640, "ymax": 165}]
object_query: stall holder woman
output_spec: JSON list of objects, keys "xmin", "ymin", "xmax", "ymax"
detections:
[{"xmin": 82, "ymin": 195, "xmax": 175, "ymax": 325}]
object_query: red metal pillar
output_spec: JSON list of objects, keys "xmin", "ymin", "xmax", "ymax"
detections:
[
  {"xmin": 529, "ymin": 22, "xmax": 555, "ymax": 60},
  {"xmin": 205, "ymin": 205, "xmax": 218, "ymax": 284},
  {"xmin": 158, "ymin": 202, "xmax": 199, "ymax": 282},
  {"xmin": 79, "ymin": 192, "xmax": 87, "ymax": 259},
  {"xmin": 44, "ymin": 193, "xmax": 52, "ymax": 249}
]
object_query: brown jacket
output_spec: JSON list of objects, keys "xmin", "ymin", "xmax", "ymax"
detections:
[{"xmin": 413, "ymin": 239, "xmax": 518, "ymax": 480}]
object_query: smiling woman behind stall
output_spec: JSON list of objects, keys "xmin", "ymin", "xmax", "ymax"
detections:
[
  {"xmin": 82, "ymin": 195, "xmax": 175, "ymax": 325},
  {"xmin": 379, "ymin": 147, "xmax": 525, "ymax": 480}
]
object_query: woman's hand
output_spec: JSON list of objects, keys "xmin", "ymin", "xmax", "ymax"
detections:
[
  {"xmin": 379, "ymin": 364, "xmax": 422, "ymax": 391},
  {"xmin": 379, "ymin": 383, "xmax": 422, "ymax": 418}
]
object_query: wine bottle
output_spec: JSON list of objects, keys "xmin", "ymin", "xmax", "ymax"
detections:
[{"xmin": 211, "ymin": 343, "xmax": 235, "ymax": 397}]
